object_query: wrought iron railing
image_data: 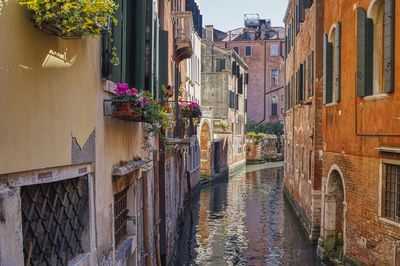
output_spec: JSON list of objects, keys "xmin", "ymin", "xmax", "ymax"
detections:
[
  {"xmin": 21, "ymin": 176, "xmax": 88, "ymax": 266},
  {"xmin": 114, "ymin": 187, "xmax": 129, "ymax": 247}
]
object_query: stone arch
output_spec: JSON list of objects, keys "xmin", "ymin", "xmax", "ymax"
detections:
[
  {"xmin": 323, "ymin": 164, "xmax": 347, "ymax": 254},
  {"xmin": 200, "ymin": 120, "xmax": 212, "ymax": 177}
]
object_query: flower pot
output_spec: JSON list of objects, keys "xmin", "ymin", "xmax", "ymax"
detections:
[{"xmin": 113, "ymin": 103, "xmax": 133, "ymax": 116}]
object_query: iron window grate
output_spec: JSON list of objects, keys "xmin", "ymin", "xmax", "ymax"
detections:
[
  {"xmin": 384, "ymin": 164, "xmax": 400, "ymax": 222},
  {"xmin": 114, "ymin": 187, "xmax": 129, "ymax": 247},
  {"xmin": 21, "ymin": 175, "xmax": 88, "ymax": 266}
]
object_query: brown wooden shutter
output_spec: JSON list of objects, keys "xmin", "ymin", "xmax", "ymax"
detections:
[{"xmin": 384, "ymin": 0, "xmax": 394, "ymax": 93}]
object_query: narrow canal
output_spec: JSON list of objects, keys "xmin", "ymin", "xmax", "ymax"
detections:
[{"xmin": 170, "ymin": 162, "xmax": 322, "ymax": 265}]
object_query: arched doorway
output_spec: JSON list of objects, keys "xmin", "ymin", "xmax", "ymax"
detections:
[
  {"xmin": 323, "ymin": 169, "xmax": 345, "ymax": 254},
  {"xmin": 200, "ymin": 121, "xmax": 212, "ymax": 177}
]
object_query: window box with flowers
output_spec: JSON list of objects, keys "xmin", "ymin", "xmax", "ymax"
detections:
[
  {"xmin": 110, "ymin": 83, "xmax": 176, "ymax": 133},
  {"xmin": 19, "ymin": 0, "xmax": 118, "ymax": 39}
]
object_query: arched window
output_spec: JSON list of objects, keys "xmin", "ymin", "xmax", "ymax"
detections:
[
  {"xmin": 271, "ymin": 96, "xmax": 278, "ymax": 116},
  {"xmin": 369, "ymin": 0, "xmax": 385, "ymax": 94}
]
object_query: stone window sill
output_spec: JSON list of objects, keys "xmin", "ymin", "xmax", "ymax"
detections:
[
  {"xmin": 112, "ymin": 160, "xmax": 145, "ymax": 176},
  {"xmin": 379, "ymin": 217, "xmax": 400, "ymax": 229},
  {"xmin": 104, "ymin": 80, "xmax": 117, "ymax": 94},
  {"xmin": 325, "ymin": 102, "xmax": 338, "ymax": 108},
  {"xmin": 364, "ymin": 93, "xmax": 389, "ymax": 101}
]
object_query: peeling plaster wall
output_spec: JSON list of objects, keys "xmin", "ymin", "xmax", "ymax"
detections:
[{"xmin": 0, "ymin": 1, "xmax": 96, "ymax": 174}]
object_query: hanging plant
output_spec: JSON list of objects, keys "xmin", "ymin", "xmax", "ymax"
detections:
[{"xmin": 19, "ymin": 0, "xmax": 118, "ymax": 39}]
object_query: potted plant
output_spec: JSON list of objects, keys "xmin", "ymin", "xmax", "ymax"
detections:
[
  {"xmin": 179, "ymin": 102, "xmax": 202, "ymax": 119},
  {"xmin": 19, "ymin": 0, "xmax": 118, "ymax": 39},
  {"xmin": 112, "ymin": 83, "xmax": 138, "ymax": 117}
]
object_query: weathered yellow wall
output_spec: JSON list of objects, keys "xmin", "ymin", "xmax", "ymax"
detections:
[{"xmin": 0, "ymin": 1, "xmax": 96, "ymax": 174}]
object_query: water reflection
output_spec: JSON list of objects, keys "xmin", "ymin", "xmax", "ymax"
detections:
[{"xmin": 171, "ymin": 163, "xmax": 321, "ymax": 265}]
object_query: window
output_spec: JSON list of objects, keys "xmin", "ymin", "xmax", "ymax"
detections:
[
  {"xmin": 238, "ymin": 74, "xmax": 243, "ymax": 94},
  {"xmin": 245, "ymin": 45, "xmax": 252, "ymax": 57},
  {"xmin": 102, "ymin": 0, "xmax": 149, "ymax": 91},
  {"xmin": 215, "ymin": 58, "xmax": 226, "ymax": 72},
  {"xmin": 308, "ymin": 51, "xmax": 314, "ymax": 97},
  {"xmin": 232, "ymin": 61, "xmax": 237, "ymax": 75},
  {"xmin": 114, "ymin": 187, "xmax": 129, "ymax": 247},
  {"xmin": 271, "ymin": 70, "xmax": 279, "ymax": 88},
  {"xmin": 229, "ymin": 90, "xmax": 235, "ymax": 108},
  {"xmin": 21, "ymin": 176, "xmax": 89, "ymax": 265},
  {"xmin": 383, "ymin": 163, "xmax": 400, "ymax": 222},
  {"xmin": 271, "ymin": 44, "xmax": 279, "ymax": 56},
  {"xmin": 308, "ymin": 150, "xmax": 313, "ymax": 180},
  {"xmin": 359, "ymin": 0, "xmax": 394, "ymax": 96},
  {"xmin": 323, "ymin": 23, "xmax": 341, "ymax": 104},
  {"xmin": 237, "ymin": 116, "xmax": 242, "ymax": 135},
  {"xmin": 271, "ymin": 96, "xmax": 278, "ymax": 116},
  {"xmin": 233, "ymin": 46, "xmax": 239, "ymax": 54}
]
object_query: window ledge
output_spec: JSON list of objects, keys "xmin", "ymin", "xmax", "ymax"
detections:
[
  {"xmin": 364, "ymin": 93, "xmax": 389, "ymax": 101},
  {"xmin": 104, "ymin": 80, "xmax": 117, "ymax": 94},
  {"xmin": 115, "ymin": 235, "xmax": 137, "ymax": 266},
  {"xmin": 374, "ymin": 147, "xmax": 400, "ymax": 154},
  {"xmin": 379, "ymin": 217, "xmax": 400, "ymax": 228},
  {"xmin": 325, "ymin": 102, "xmax": 338, "ymax": 108},
  {"xmin": 112, "ymin": 160, "xmax": 146, "ymax": 176}
]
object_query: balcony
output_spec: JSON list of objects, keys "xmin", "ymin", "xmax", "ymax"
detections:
[{"xmin": 173, "ymin": 11, "xmax": 193, "ymax": 62}]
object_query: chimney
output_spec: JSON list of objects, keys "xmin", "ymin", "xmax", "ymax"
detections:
[
  {"xmin": 205, "ymin": 25, "xmax": 214, "ymax": 43},
  {"xmin": 260, "ymin": 20, "xmax": 267, "ymax": 40}
]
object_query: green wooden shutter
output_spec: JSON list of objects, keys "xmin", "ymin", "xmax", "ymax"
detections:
[
  {"xmin": 132, "ymin": 0, "xmax": 146, "ymax": 90},
  {"xmin": 221, "ymin": 59, "xmax": 226, "ymax": 71},
  {"xmin": 323, "ymin": 33, "xmax": 333, "ymax": 104},
  {"xmin": 303, "ymin": 60, "xmax": 306, "ymax": 99},
  {"xmin": 308, "ymin": 54, "xmax": 312, "ymax": 96},
  {"xmin": 216, "ymin": 59, "xmax": 221, "ymax": 72},
  {"xmin": 159, "ymin": 30, "xmax": 169, "ymax": 100},
  {"xmin": 102, "ymin": 30, "xmax": 113, "ymax": 79},
  {"xmin": 357, "ymin": 7, "xmax": 373, "ymax": 97},
  {"xmin": 334, "ymin": 22, "xmax": 341, "ymax": 102},
  {"xmin": 110, "ymin": 0, "xmax": 124, "ymax": 84},
  {"xmin": 299, "ymin": 63, "xmax": 304, "ymax": 100},
  {"xmin": 232, "ymin": 61, "xmax": 237, "ymax": 75},
  {"xmin": 299, "ymin": 0, "xmax": 305, "ymax": 23},
  {"xmin": 384, "ymin": 0, "xmax": 394, "ymax": 93},
  {"xmin": 311, "ymin": 51, "xmax": 314, "ymax": 96}
]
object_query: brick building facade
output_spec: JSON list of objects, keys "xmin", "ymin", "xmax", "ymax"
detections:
[
  {"xmin": 200, "ymin": 25, "xmax": 248, "ymax": 180},
  {"xmin": 283, "ymin": 0, "xmax": 324, "ymax": 243},
  {"xmin": 213, "ymin": 17, "xmax": 285, "ymax": 125},
  {"xmin": 316, "ymin": 0, "xmax": 400, "ymax": 264}
]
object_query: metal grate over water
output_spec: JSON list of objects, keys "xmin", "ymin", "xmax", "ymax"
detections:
[
  {"xmin": 114, "ymin": 187, "xmax": 128, "ymax": 247},
  {"xmin": 21, "ymin": 175, "xmax": 88, "ymax": 266}
]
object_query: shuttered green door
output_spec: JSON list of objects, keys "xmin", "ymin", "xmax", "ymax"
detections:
[
  {"xmin": 323, "ymin": 33, "xmax": 333, "ymax": 104},
  {"xmin": 384, "ymin": 0, "xmax": 394, "ymax": 93},
  {"xmin": 356, "ymin": 7, "xmax": 373, "ymax": 97},
  {"xmin": 110, "ymin": 0, "xmax": 124, "ymax": 84},
  {"xmin": 334, "ymin": 22, "xmax": 341, "ymax": 102}
]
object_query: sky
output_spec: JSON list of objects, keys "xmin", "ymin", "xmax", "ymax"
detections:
[{"xmin": 199, "ymin": 0, "xmax": 289, "ymax": 32}]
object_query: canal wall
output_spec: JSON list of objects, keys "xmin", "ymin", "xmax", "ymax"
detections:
[
  {"xmin": 283, "ymin": 185, "xmax": 320, "ymax": 245},
  {"xmin": 246, "ymin": 134, "xmax": 283, "ymax": 163}
]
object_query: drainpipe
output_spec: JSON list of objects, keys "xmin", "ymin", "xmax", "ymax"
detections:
[
  {"xmin": 256, "ymin": 40, "xmax": 267, "ymax": 126},
  {"xmin": 292, "ymin": 0, "xmax": 296, "ymax": 194}
]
